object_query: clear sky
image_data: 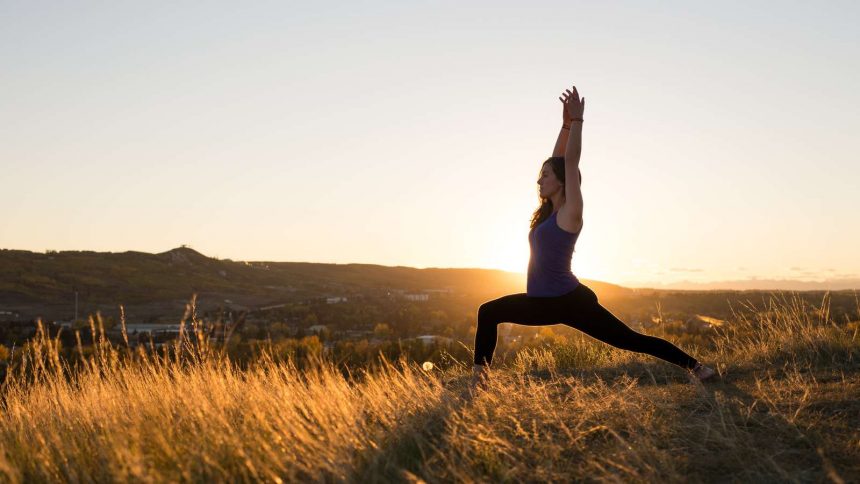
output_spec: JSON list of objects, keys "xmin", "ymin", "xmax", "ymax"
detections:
[{"xmin": 2, "ymin": 1, "xmax": 858, "ymax": 288}]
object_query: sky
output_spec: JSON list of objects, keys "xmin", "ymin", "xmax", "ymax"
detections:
[{"xmin": 2, "ymin": 1, "xmax": 859, "ymax": 289}]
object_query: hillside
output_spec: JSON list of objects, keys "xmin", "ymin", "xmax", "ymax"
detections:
[
  {"xmin": 0, "ymin": 292, "xmax": 857, "ymax": 482},
  {"xmin": 0, "ymin": 246, "xmax": 631, "ymax": 320}
]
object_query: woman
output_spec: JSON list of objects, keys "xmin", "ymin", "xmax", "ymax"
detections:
[{"xmin": 471, "ymin": 85, "xmax": 716, "ymax": 388}]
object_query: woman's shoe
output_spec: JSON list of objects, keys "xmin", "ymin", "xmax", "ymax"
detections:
[
  {"xmin": 689, "ymin": 362, "xmax": 716, "ymax": 382},
  {"xmin": 470, "ymin": 364, "xmax": 490, "ymax": 392}
]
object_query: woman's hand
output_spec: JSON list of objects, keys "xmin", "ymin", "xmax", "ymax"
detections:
[
  {"xmin": 558, "ymin": 85, "xmax": 585, "ymax": 122},
  {"xmin": 558, "ymin": 88, "xmax": 573, "ymax": 123}
]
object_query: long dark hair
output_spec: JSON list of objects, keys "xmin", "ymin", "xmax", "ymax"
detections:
[{"xmin": 529, "ymin": 156, "xmax": 582, "ymax": 230}]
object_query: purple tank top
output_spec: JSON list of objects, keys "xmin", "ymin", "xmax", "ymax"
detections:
[{"xmin": 527, "ymin": 210, "xmax": 581, "ymax": 297}]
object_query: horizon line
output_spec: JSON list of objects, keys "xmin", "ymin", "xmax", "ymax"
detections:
[{"xmin": 3, "ymin": 245, "xmax": 857, "ymax": 292}]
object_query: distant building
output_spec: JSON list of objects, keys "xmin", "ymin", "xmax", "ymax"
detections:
[
  {"xmin": 326, "ymin": 297, "xmax": 348, "ymax": 304},
  {"xmin": 414, "ymin": 335, "xmax": 453, "ymax": 346},
  {"xmin": 259, "ymin": 303, "xmax": 287, "ymax": 311},
  {"xmin": 308, "ymin": 325, "xmax": 328, "ymax": 334},
  {"xmin": 343, "ymin": 329, "xmax": 373, "ymax": 339},
  {"xmin": 690, "ymin": 314, "xmax": 726, "ymax": 328},
  {"xmin": 404, "ymin": 293, "xmax": 429, "ymax": 302},
  {"xmin": 124, "ymin": 323, "xmax": 183, "ymax": 335}
]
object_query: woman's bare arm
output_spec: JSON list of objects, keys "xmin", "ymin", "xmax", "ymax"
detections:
[
  {"xmin": 552, "ymin": 88, "xmax": 574, "ymax": 157},
  {"xmin": 552, "ymin": 124, "xmax": 570, "ymax": 157},
  {"xmin": 563, "ymin": 86, "xmax": 585, "ymax": 225}
]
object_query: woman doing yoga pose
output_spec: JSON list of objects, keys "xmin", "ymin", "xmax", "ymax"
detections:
[{"xmin": 471, "ymin": 85, "xmax": 716, "ymax": 388}]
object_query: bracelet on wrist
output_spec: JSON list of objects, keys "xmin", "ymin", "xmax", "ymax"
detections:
[{"xmin": 563, "ymin": 118, "xmax": 584, "ymax": 129}]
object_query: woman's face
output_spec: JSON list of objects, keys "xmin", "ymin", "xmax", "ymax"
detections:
[{"xmin": 537, "ymin": 163, "xmax": 563, "ymax": 199}]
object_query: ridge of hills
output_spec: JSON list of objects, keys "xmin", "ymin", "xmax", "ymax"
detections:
[{"xmin": 0, "ymin": 246, "xmax": 630, "ymax": 320}]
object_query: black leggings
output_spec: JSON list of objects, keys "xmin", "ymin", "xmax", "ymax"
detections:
[{"xmin": 474, "ymin": 283, "xmax": 698, "ymax": 369}]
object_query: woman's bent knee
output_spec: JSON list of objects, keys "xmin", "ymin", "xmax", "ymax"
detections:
[{"xmin": 477, "ymin": 302, "xmax": 498, "ymax": 323}]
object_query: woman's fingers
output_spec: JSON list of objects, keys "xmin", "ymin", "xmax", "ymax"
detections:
[{"xmin": 560, "ymin": 85, "xmax": 584, "ymax": 107}]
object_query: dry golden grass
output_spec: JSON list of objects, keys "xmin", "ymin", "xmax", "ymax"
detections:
[{"xmin": 0, "ymin": 293, "xmax": 857, "ymax": 483}]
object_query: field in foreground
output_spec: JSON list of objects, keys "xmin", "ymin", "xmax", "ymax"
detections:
[{"xmin": 0, "ymin": 294, "xmax": 858, "ymax": 482}]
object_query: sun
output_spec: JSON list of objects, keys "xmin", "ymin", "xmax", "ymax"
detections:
[
  {"xmin": 480, "ymin": 218, "xmax": 601, "ymax": 279},
  {"xmin": 484, "ymin": 236, "xmax": 529, "ymax": 274},
  {"xmin": 481, "ymin": 231, "xmax": 602, "ymax": 281}
]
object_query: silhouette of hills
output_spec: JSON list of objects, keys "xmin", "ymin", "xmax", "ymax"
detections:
[
  {"xmin": 5, "ymin": 246, "xmax": 852, "ymax": 322},
  {"xmin": 0, "ymin": 246, "xmax": 631, "ymax": 320}
]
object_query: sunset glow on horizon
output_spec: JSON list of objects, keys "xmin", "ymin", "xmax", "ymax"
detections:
[{"xmin": 2, "ymin": 1, "xmax": 858, "ymax": 289}]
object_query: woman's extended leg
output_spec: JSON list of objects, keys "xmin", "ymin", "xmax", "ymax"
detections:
[{"xmin": 563, "ymin": 284, "xmax": 699, "ymax": 370}]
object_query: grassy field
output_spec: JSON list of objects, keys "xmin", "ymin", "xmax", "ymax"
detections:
[{"xmin": 0, "ymin": 293, "xmax": 857, "ymax": 482}]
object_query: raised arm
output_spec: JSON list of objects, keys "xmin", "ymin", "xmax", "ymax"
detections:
[
  {"xmin": 551, "ymin": 124, "xmax": 570, "ymax": 157},
  {"xmin": 552, "ymin": 87, "xmax": 576, "ymax": 156},
  {"xmin": 562, "ymin": 85, "xmax": 585, "ymax": 228}
]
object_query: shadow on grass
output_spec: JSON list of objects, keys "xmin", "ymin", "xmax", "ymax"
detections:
[
  {"xmin": 674, "ymin": 368, "xmax": 855, "ymax": 482},
  {"xmin": 349, "ymin": 380, "xmax": 462, "ymax": 483},
  {"xmin": 514, "ymin": 357, "xmax": 857, "ymax": 482}
]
